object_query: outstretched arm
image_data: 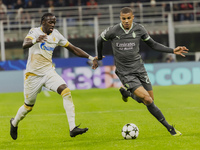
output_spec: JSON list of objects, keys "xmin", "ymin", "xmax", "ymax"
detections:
[
  {"xmin": 144, "ymin": 37, "xmax": 188, "ymax": 56},
  {"xmin": 66, "ymin": 43, "xmax": 98, "ymax": 69},
  {"xmin": 66, "ymin": 43, "xmax": 90, "ymax": 58}
]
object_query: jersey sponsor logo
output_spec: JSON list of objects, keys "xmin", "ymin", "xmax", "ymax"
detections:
[
  {"xmin": 116, "ymin": 42, "xmax": 136, "ymax": 50},
  {"xmin": 40, "ymin": 43, "xmax": 54, "ymax": 51}
]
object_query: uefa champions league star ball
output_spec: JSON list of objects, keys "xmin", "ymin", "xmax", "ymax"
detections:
[{"xmin": 121, "ymin": 123, "xmax": 139, "ymax": 139}]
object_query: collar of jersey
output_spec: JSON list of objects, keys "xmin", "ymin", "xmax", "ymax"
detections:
[
  {"xmin": 120, "ymin": 23, "xmax": 133, "ymax": 34},
  {"xmin": 40, "ymin": 27, "xmax": 52, "ymax": 35}
]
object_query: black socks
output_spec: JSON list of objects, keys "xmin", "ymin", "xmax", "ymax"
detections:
[
  {"xmin": 146, "ymin": 101, "xmax": 172, "ymax": 130},
  {"xmin": 130, "ymin": 93, "xmax": 144, "ymax": 103}
]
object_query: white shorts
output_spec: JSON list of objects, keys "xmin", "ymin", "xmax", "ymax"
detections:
[{"xmin": 24, "ymin": 70, "xmax": 66, "ymax": 105}]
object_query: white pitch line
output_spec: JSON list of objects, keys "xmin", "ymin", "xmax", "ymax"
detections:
[
  {"xmin": 0, "ymin": 109, "xmax": 141, "ymax": 118},
  {"xmin": 0, "ymin": 107, "xmax": 199, "ymax": 118}
]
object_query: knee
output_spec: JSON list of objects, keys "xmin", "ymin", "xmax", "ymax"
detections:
[
  {"xmin": 57, "ymin": 84, "xmax": 68, "ymax": 95},
  {"xmin": 142, "ymin": 95, "xmax": 153, "ymax": 105}
]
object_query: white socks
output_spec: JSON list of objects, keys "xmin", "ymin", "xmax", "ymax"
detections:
[
  {"xmin": 63, "ymin": 94, "xmax": 76, "ymax": 131},
  {"xmin": 12, "ymin": 105, "xmax": 31, "ymax": 127},
  {"xmin": 12, "ymin": 91, "xmax": 76, "ymax": 131}
]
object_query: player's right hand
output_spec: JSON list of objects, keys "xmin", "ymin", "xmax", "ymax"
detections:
[{"xmin": 37, "ymin": 35, "xmax": 47, "ymax": 43}]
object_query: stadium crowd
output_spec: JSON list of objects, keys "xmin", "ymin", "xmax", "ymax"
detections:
[
  {"xmin": 0, "ymin": 0, "xmax": 198, "ymax": 10},
  {"xmin": 0, "ymin": 0, "xmax": 199, "ymax": 22}
]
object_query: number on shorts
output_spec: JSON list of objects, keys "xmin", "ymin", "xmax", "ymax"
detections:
[{"xmin": 145, "ymin": 75, "xmax": 150, "ymax": 84}]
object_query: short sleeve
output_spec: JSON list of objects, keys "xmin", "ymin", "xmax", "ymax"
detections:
[
  {"xmin": 25, "ymin": 28, "xmax": 38, "ymax": 40},
  {"xmin": 56, "ymin": 30, "xmax": 69, "ymax": 47}
]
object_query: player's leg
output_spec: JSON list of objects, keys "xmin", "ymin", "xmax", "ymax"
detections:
[
  {"xmin": 134, "ymin": 86, "xmax": 171, "ymax": 129},
  {"xmin": 119, "ymin": 87, "xmax": 143, "ymax": 103},
  {"xmin": 117, "ymin": 72, "xmax": 143, "ymax": 103},
  {"xmin": 57, "ymin": 84, "xmax": 76, "ymax": 131},
  {"xmin": 147, "ymin": 90, "xmax": 154, "ymax": 100},
  {"xmin": 57, "ymin": 84, "xmax": 88, "ymax": 137},
  {"xmin": 11, "ymin": 103, "xmax": 34, "ymax": 127},
  {"xmin": 45, "ymin": 71, "xmax": 88, "ymax": 137},
  {"xmin": 45, "ymin": 72, "xmax": 76, "ymax": 131},
  {"xmin": 134, "ymin": 87, "xmax": 181, "ymax": 136},
  {"xmin": 10, "ymin": 103, "xmax": 33, "ymax": 140},
  {"xmin": 10, "ymin": 75, "xmax": 43, "ymax": 140}
]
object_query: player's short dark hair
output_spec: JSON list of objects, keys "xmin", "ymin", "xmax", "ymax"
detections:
[
  {"xmin": 41, "ymin": 13, "xmax": 54, "ymax": 24},
  {"xmin": 120, "ymin": 7, "xmax": 133, "ymax": 14}
]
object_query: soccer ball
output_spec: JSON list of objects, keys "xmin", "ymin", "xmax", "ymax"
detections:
[{"xmin": 121, "ymin": 123, "xmax": 139, "ymax": 139}]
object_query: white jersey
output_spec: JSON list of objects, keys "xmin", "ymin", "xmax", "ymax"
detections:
[{"xmin": 25, "ymin": 27, "xmax": 69, "ymax": 76}]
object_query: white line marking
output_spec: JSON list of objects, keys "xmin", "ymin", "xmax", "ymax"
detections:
[{"xmin": 0, "ymin": 107, "xmax": 199, "ymax": 118}]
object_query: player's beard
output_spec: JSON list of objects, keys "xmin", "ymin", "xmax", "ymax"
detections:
[
  {"xmin": 124, "ymin": 24, "xmax": 130, "ymax": 30},
  {"xmin": 122, "ymin": 22, "xmax": 129, "ymax": 29}
]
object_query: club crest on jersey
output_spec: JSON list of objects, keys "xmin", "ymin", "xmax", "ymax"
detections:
[
  {"xmin": 40, "ymin": 43, "xmax": 54, "ymax": 51},
  {"xmin": 132, "ymin": 31, "xmax": 136, "ymax": 38}
]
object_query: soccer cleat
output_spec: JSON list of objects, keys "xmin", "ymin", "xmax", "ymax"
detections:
[
  {"xmin": 119, "ymin": 87, "xmax": 131, "ymax": 102},
  {"xmin": 168, "ymin": 126, "xmax": 182, "ymax": 136},
  {"xmin": 70, "ymin": 125, "xmax": 88, "ymax": 137},
  {"xmin": 10, "ymin": 118, "xmax": 18, "ymax": 140}
]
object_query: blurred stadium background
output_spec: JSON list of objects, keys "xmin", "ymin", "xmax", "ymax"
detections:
[{"xmin": 0, "ymin": 0, "xmax": 200, "ymax": 93}]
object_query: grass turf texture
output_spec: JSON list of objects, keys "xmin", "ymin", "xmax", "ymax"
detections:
[{"xmin": 0, "ymin": 84, "xmax": 200, "ymax": 150}]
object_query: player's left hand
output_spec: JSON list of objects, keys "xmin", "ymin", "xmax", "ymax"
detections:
[
  {"xmin": 92, "ymin": 59, "xmax": 98, "ymax": 70},
  {"xmin": 92, "ymin": 56, "xmax": 105, "ymax": 69},
  {"xmin": 173, "ymin": 46, "xmax": 189, "ymax": 57}
]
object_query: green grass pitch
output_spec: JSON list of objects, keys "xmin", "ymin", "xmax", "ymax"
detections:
[{"xmin": 0, "ymin": 84, "xmax": 200, "ymax": 150}]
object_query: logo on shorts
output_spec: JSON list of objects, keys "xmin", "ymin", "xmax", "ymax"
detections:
[{"xmin": 125, "ymin": 83, "xmax": 130, "ymax": 88}]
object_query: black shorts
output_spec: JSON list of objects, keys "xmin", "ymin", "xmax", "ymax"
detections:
[{"xmin": 116, "ymin": 71, "xmax": 152, "ymax": 92}]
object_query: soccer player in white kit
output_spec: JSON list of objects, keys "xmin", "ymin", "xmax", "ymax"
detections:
[{"xmin": 10, "ymin": 13, "xmax": 98, "ymax": 140}]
